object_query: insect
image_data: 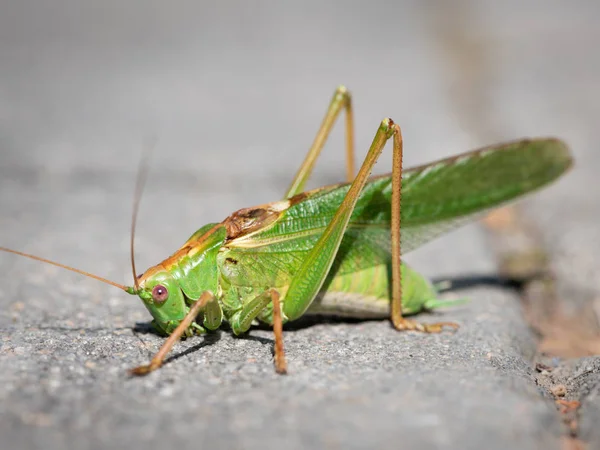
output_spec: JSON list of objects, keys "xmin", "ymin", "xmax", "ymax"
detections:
[{"xmin": 0, "ymin": 86, "xmax": 572, "ymax": 375}]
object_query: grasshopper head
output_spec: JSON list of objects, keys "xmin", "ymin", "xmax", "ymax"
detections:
[{"xmin": 130, "ymin": 266, "xmax": 188, "ymax": 336}]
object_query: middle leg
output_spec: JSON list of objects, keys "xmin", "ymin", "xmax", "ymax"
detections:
[{"xmin": 230, "ymin": 288, "xmax": 287, "ymax": 374}]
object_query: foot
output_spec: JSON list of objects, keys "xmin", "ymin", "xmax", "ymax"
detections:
[
  {"xmin": 392, "ymin": 318, "xmax": 459, "ymax": 333},
  {"xmin": 275, "ymin": 357, "xmax": 288, "ymax": 375},
  {"xmin": 129, "ymin": 359, "xmax": 161, "ymax": 376}
]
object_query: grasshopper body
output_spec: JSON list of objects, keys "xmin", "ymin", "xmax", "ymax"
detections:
[{"xmin": 1, "ymin": 87, "xmax": 573, "ymax": 375}]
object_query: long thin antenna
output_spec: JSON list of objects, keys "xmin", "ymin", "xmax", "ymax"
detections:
[
  {"xmin": 0, "ymin": 247, "xmax": 129, "ymax": 291},
  {"xmin": 130, "ymin": 138, "xmax": 156, "ymax": 290}
]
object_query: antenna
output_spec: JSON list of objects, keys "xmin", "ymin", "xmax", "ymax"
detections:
[
  {"xmin": 130, "ymin": 137, "xmax": 156, "ymax": 290},
  {"xmin": 0, "ymin": 247, "xmax": 129, "ymax": 291}
]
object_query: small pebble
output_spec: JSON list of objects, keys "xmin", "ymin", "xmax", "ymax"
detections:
[{"xmin": 551, "ymin": 384, "xmax": 567, "ymax": 397}]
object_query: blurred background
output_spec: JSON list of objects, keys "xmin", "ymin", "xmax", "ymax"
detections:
[{"xmin": 1, "ymin": 0, "xmax": 597, "ymax": 270}]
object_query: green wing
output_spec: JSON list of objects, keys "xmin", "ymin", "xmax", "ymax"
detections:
[
  {"xmin": 396, "ymin": 137, "xmax": 572, "ymax": 251},
  {"xmin": 222, "ymin": 138, "xmax": 572, "ymax": 286}
]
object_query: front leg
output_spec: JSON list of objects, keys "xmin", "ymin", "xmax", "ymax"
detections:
[
  {"xmin": 152, "ymin": 319, "xmax": 206, "ymax": 337},
  {"xmin": 230, "ymin": 289, "xmax": 287, "ymax": 374},
  {"xmin": 130, "ymin": 291, "xmax": 214, "ymax": 376}
]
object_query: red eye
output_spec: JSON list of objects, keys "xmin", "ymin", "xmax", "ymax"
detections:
[{"xmin": 151, "ymin": 284, "xmax": 169, "ymax": 303}]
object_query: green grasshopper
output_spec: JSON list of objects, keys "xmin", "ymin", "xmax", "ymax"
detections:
[{"xmin": 0, "ymin": 86, "xmax": 572, "ymax": 375}]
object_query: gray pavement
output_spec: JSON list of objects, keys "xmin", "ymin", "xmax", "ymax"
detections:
[{"xmin": 1, "ymin": 1, "xmax": 599, "ymax": 449}]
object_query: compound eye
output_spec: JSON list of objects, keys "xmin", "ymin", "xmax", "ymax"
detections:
[{"xmin": 151, "ymin": 284, "xmax": 169, "ymax": 304}]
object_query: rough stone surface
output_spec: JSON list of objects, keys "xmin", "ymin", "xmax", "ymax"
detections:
[
  {"xmin": 1, "ymin": 1, "xmax": 598, "ymax": 449},
  {"xmin": 578, "ymin": 359, "xmax": 600, "ymax": 445}
]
